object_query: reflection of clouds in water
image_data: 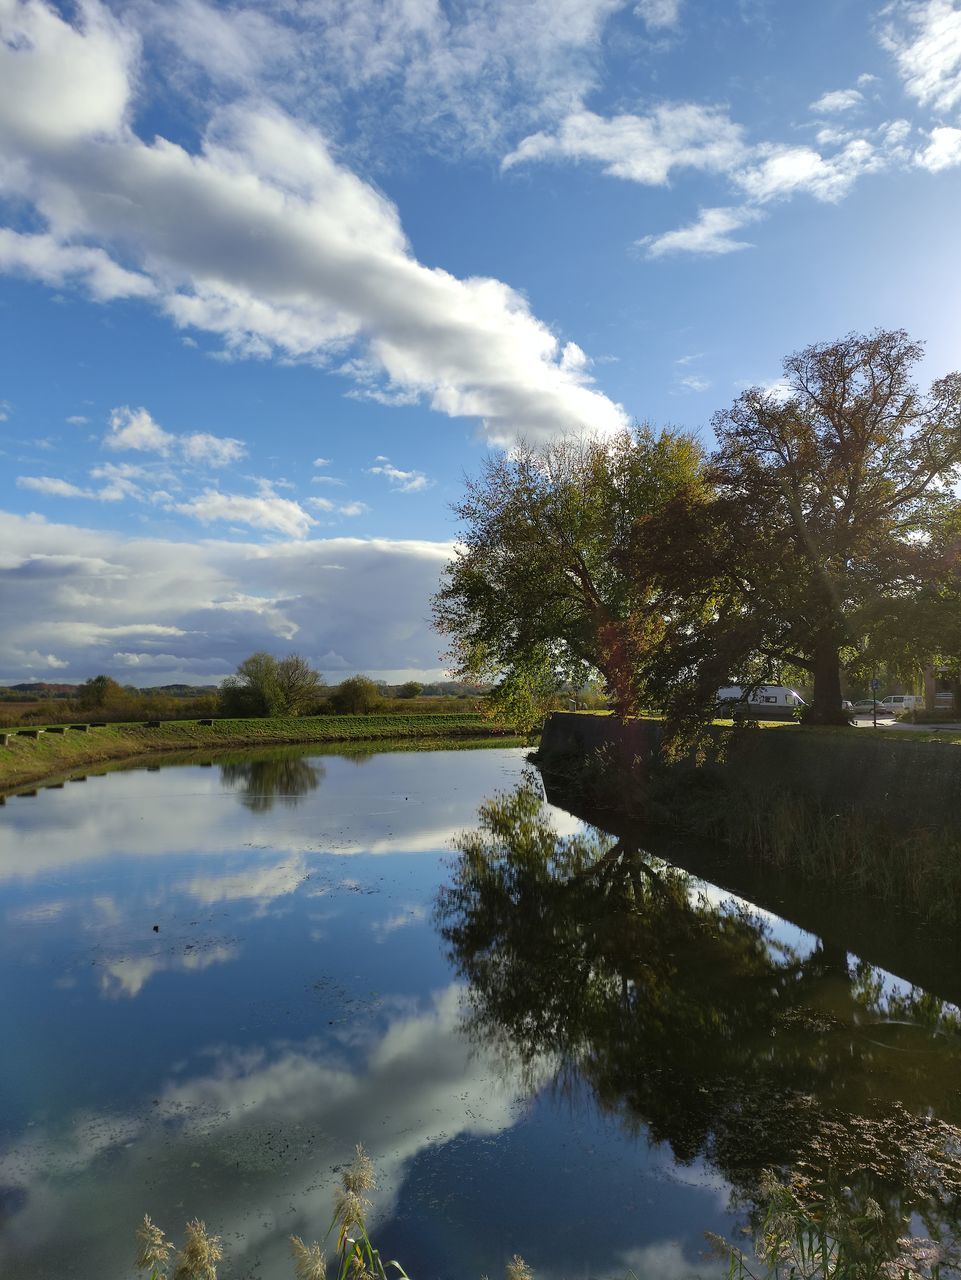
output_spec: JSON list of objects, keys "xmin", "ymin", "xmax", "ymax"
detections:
[
  {"xmin": 184, "ymin": 855, "xmax": 310, "ymax": 906},
  {"xmin": 0, "ymin": 985, "xmax": 545, "ymax": 1279},
  {"xmin": 0, "ymin": 748, "xmax": 534, "ymax": 881},
  {"xmin": 370, "ymin": 904, "xmax": 428, "ymax": 942},
  {"xmin": 99, "ymin": 943, "xmax": 240, "ymax": 999},
  {"xmin": 617, "ymin": 1239, "xmax": 723, "ymax": 1279}
]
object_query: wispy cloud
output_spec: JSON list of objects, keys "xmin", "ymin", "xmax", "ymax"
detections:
[
  {"xmin": 367, "ymin": 457, "xmax": 431, "ymax": 493},
  {"xmin": 810, "ymin": 87, "xmax": 864, "ymax": 113},
  {"xmin": 638, "ymin": 205, "xmax": 761, "ymax": 257},
  {"xmin": 634, "ymin": 0, "xmax": 683, "ymax": 31}
]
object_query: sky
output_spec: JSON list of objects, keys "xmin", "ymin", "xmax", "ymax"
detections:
[{"xmin": 1, "ymin": 0, "xmax": 961, "ymax": 686}]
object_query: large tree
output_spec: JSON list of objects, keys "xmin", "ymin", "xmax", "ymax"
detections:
[
  {"xmin": 432, "ymin": 427, "xmax": 706, "ymax": 718},
  {"xmin": 219, "ymin": 652, "xmax": 323, "ymax": 717},
  {"xmin": 645, "ymin": 330, "xmax": 961, "ymax": 725}
]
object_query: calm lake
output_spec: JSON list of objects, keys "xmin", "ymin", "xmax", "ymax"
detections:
[{"xmin": 1, "ymin": 743, "xmax": 960, "ymax": 1278}]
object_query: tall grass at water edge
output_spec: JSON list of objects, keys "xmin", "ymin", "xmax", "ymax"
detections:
[
  {"xmin": 133, "ymin": 1149, "xmax": 958, "ymax": 1279},
  {"xmin": 134, "ymin": 1145, "xmax": 534, "ymax": 1280}
]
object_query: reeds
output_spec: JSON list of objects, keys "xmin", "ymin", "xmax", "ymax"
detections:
[
  {"xmin": 135, "ymin": 1144, "xmax": 532, "ymax": 1280},
  {"xmin": 713, "ymin": 1171, "xmax": 961, "ymax": 1279}
]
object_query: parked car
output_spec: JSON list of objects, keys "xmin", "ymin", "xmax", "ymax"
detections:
[
  {"xmin": 851, "ymin": 699, "xmax": 894, "ymax": 717},
  {"xmin": 716, "ymin": 685, "xmax": 806, "ymax": 720},
  {"xmin": 879, "ymin": 694, "xmax": 924, "ymax": 712}
]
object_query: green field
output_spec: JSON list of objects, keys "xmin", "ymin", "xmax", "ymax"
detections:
[{"xmin": 0, "ymin": 713, "xmax": 517, "ymax": 795}]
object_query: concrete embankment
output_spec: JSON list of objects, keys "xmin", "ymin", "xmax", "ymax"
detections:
[
  {"xmin": 0, "ymin": 714, "xmax": 516, "ymax": 796},
  {"xmin": 536, "ymin": 712, "xmax": 961, "ymax": 923}
]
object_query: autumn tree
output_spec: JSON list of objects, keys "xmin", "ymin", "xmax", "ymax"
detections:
[
  {"xmin": 219, "ymin": 652, "xmax": 322, "ymax": 717},
  {"xmin": 328, "ymin": 675, "xmax": 382, "ymax": 715},
  {"xmin": 432, "ymin": 427, "xmax": 706, "ymax": 718},
  {"xmin": 638, "ymin": 330, "xmax": 961, "ymax": 726},
  {"xmin": 76, "ymin": 674, "xmax": 127, "ymax": 709}
]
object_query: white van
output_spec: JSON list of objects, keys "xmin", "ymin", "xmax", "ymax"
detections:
[
  {"xmin": 878, "ymin": 694, "xmax": 923, "ymax": 712},
  {"xmin": 716, "ymin": 685, "xmax": 806, "ymax": 718}
]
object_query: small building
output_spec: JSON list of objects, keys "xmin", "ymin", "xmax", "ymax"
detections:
[{"xmin": 923, "ymin": 664, "xmax": 960, "ymax": 714}]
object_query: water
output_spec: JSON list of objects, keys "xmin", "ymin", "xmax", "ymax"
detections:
[{"xmin": 1, "ymin": 744, "xmax": 960, "ymax": 1278}]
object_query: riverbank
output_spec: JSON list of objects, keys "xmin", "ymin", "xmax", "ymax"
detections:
[
  {"xmin": 0, "ymin": 713, "xmax": 516, "ymax": 796},
  {"xmin": 536, "ymin": 712, "xmax": 961, "ymax": 924}
]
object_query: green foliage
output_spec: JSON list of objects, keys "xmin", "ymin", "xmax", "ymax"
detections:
[
  {"xmin": 77, "ymin": 674, "xmax": 127, "ymax": 709},
  {"xmin": 396, "ymin": 681, "xmax": 424, "ymax": 699},
  {"xmin": 219, "ymin": 652, "xmax": 323, "ymax": 717},
  {"xmin": 636, "ymin": 330, "xmax": 961, "ymax": 729},
  {"xmin": 432, "ymin": 426, "xmax": 707, "ymax": 717},
  {"xmin": 328, "ymin": 675, "xmax": 383, "ymax": 715}
]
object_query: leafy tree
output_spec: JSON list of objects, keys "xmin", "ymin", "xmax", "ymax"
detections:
[
  {"xmin": 219, "ymin": 652, "xmax": 322, "ymax": 717},
  {"xmin": 657, "ymin": 330, "xmax": 961, "ymax": 725},
  {"xmin": 76, "ymin": 674, "xmax": 126, "ymax": 709},
  {"xmin": 432, "ymin": 427, "xmax": 706, "ymax": 716},
  {"xmin": 274, "ymin": 654, "xmax": 324, "ymax": 714},
  {"xmin": 328, "ymin": 675, "xmax": 382, "ymax": 715},
  {"xmin": 396, "ymin": 681, "xmax": 424, "ymax": 699}
]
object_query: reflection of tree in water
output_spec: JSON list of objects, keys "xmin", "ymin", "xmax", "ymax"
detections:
[
  {"xmin": 220, "ymin": 755, "xmax": 324, "ymax": 811},
  {"xmin": 436, "ymin": 775, "xmax": 961, "ymax": 1267}
]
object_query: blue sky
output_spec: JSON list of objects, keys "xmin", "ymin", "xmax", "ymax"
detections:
[{"xmin": 2, "ymin": 0, "xmax": 960, "ymax": 684}]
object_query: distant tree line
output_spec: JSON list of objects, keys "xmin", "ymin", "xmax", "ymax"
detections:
[{"xmin": 433, "ymin": 329, "xmax": 961, "ymax": 736}]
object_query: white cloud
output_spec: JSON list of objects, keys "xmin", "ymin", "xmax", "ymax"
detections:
[
  {"xmin": 168, "ymin": 485, "xmax": 316, "ymax": 538},
  {"xmin": 17, "ymin": 475, "xmax": 95, "ymax": 500},
  {"xmin": 311, "ymin": 474, "xmax": 346, "ymax": 486},
  {"xmin": 882, "ymin": 0, "xmax": 961, "ymax": 115},
  {"xmin": 734, "ymin": 139, "xmax": 883, "ymax": 203},
  {"xmin": 634, "ymin": 0, "xmax": 682, "ymax": 30},
  {"xmin": 16, "ymin": 473, "xmax": 132, "ymax": 502},
  {"xmin": 503, "ymin": 103, "xmax": 747, "ymax": 184},
  {"xmin": 66, "ymin": 414, "xmax": 89, "ymax": 426},
  {"xmin": 368, "ymin": 457, "xmax": 431, "ymax": 492},
  {"xmin": 917, "ymin": 124, "xmax": 961, "ymax": 169},
  {"xmin": 0, "ymin": 228, "xmax": 155, "ymax": 300},
  {"xmin": 0, "ymin": 400, "xmax": 10, "ymax": 421},
  {"xmin": 810, "ymin": 88, "xmax": 864, "ymax": 113},
  {"xmin": 638, "ymin": 205, "xmax": 761, "ymax": 257},
  {"xmin": 145, "ymin": 0, "xmax": 629, "ymax": 156},
  {"xmin": 0, "ymin": 510, "xmax": 456, "ymax": 683},
  {"xmin": 678, "ymin": 374, "xmax": 710, "ymax": 392},
  {"xmin": 0, "ymin": 1, "xmax": 627, "ymax": 447},
  {"xmin": 104, "ymin": 405, "xmax": 245, "ymax": 467},
  {"xmin": 179, "ymin": 431, "xmax": 247, "ymax": 466},
  {"xmin": 105, "ymin": 406, "xmax": 175, "ymax": 454},
  {"xmin": 312, "ymin": 457, "xmax": 331, "ymax": 467},
  {"xmin": 338, "ymin": 500, "xmax": 368, "ymax": 517}
]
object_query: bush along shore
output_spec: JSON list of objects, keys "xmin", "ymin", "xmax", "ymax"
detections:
[
  {"xmin": 0, "ymin": 713, "xmax": 518, "ymax": 796},
  {"xmin": 536, "ymin": 712, "xmax": 961, "ymax": 927}
]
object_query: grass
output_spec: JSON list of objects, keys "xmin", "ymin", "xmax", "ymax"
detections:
[{"xmin": 0, "ymin": 713, "xmax": 518, "ymax": 796}]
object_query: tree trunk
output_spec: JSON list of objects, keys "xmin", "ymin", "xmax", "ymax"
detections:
[{"xmin": 808, "ymin": 635, "xmax": 850, "ymax": 725}]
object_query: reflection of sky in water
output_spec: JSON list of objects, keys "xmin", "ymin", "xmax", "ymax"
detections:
[{"xmin": 0, "ymin": 748, "xmax": 728, "ymax": 1280}]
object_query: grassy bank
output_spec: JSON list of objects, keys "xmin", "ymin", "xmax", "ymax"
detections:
[{"xmin": 0, "ymin": 713, "xmax": 515, "ymax": 796}]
